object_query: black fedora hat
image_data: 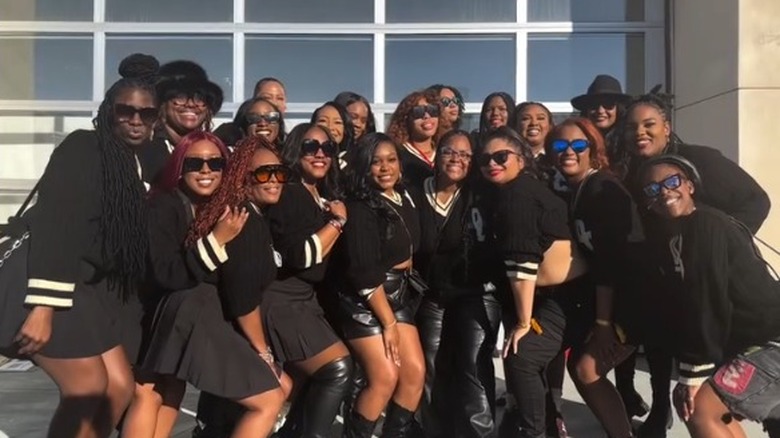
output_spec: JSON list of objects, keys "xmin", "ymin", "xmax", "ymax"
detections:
[
  {"xmin": 156, "ymin": 60, "xmax": 224, "ymax": 113},
  {"xmin": 571, "ymin": 74, "xmax": 632, "ymax": 111}
]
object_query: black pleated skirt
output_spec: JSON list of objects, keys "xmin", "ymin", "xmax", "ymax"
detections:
[
  {"xmin": 261, "ymin": 277, "xmax": 342, "ymax": 363},
  {"xmin": 140, "ymin": 283, "xmax": 279, "ymax": 400}
]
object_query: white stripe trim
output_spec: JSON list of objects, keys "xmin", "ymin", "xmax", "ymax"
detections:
[
  {"xmin": 678, "ymin": 375, "xmax": 709, "ymax": 386},
  {"xmin": 679, "ymin": 363, "xmax": 716, "ymax": 372},
  {"xmin": 196, "ymin": 238, "xmax": 218, "ymax": 272},
  {"xmin": 24, "ymin": 295, "xmax": 73, "ymax": 307},
  {"xmin": 509, "ymin": 271, "xmax": 538, "ymax": 281},
  {"xmin": 519, "ymin": 261, "xmax": 539, "ymax": 270},
  {"xmin": 304, "ymin": 240, "xmax": 313, "ymax": 268},
  {"xmin": 312, "ymin": 234, "xmax": 323, "ymax": 264},
  {"xmin": 27, "ymin": 279, "xmax": 75, "ymax": 292},
  {"xmin": 206, "ymin": 232, "xmax": 229, "ymax": 263}
]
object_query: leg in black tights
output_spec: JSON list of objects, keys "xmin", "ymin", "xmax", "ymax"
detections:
[
  {"xmin": 615, "ymin": 351, "xmax": 650, "ymax": 419},
  {"xmin": 416, "ymin": 296, "xmax": 446, "ymax": 437},
  {"xmin": 637, "ymin": 346, "xmax": 673, "ymax": 437}
]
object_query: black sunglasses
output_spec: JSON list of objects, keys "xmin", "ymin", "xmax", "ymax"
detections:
[
  {"xmin": 301, "ymin": 139, "xmax": 337, "ymax": 158},
  {"xmin": 182, "ymin": 157, "xmax": 227, "ymax": 174},
  {"xmin": 587, "ymin": 99, "xmax": 617, "ymax": 111},
  {"xmin": 440, "ymin": 97, "xmax": 461, "ymax": 108},
  {"xmin": 246, "ymin": 112, "xmax": 280, "ymax": 125},
  {"xmin": 477, "ymin": 150, "xmax": 521, "ymax": 167},
  {"xmin": 114, "ymin": 104, "xmax": 158, "ymax": 125},
  {"xmin": 410, "ymin": 104, "xmax": 440, "ymax": 120},
  {"xmin": 551, "ymin": 139, "xmax": 590, "ymax": 154},
  {"xmin": 251, "ymin": 164, "xmax": 290, "ymax": 184},
  {"xmin": 643, "ymin": 174, "xmax": 684, "ymax": 198}
]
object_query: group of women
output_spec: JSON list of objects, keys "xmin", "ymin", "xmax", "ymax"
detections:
[{"xmin": 3, "ymin": 51, "xmax": 780, "ymax": 438}]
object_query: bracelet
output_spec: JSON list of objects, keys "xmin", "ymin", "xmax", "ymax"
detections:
[
  {"xmin": 383, "ymin": 319, "xmax": 398, "ymax": 330},
  {"xmin": 258, "ymin": 346, "xmax": 274, "ymax": 364},
  {"xmin": 328, "ymin": 219, "xmax": 344, "ymax": 233},
  {"xmin": 595, "ymin": 318, "xmax": 612, "ymax": 327},
  {"xmin": 516, "ymin": 321, "xmax": 530, "ymax": 329}
]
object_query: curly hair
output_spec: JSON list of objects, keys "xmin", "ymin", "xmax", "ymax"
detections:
[
  {"xmin": 387, "ymin": 89, "xmax": 448, "ymax": 146},
  {"xmin": 545, "ymin": 117, "xmax": 610, "ymax": 171},
  {"xmin": 343, "ymin": 132, "xmax": 405, "ymax": 239},
  {"xmin": 185, "ymin": 135, "xmax": 279, "ymax": 246}
]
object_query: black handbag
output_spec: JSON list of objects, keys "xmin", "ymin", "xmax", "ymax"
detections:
[{"xmin": 0, "ymin": 183, "xmax": 39, "ymax": 355}]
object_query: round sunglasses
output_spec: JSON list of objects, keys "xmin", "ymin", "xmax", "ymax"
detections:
[{"xmin": 551, "ymin": 139, "xmax": 590, "ymax": 154}]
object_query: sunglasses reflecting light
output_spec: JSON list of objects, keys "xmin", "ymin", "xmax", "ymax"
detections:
[
  {"xmin": 643, "ymin": 174, "xmax": 684, "ymax": 198},
  {"xmin": 551, "ymin": 139, "xmax": 590, "ymax": 154}
]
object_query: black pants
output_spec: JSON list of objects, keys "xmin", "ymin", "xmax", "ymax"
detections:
[
  {"xmin": 416, "ymin": 296, "xmax": 446, "ymax": 436},
  {"xmin": 435, "ymin": 293, "xmax": 502, "ymax": 438}
]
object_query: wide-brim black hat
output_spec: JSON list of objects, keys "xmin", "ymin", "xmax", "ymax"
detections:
[
  {"xmin": 156, "ymin": 60, "xmax": 224, "ymax": 113},
  {"xmin": 571, "ymin": 74, "xmax": 632, "ymax": 111}
]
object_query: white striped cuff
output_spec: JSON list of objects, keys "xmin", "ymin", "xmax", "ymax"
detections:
[
  {"xmin": 505, "ymin": 260, "xmax": 539, "ymax": 281},
  {"xmin": 196, "ymin": 233, "xmax": 229, "ymax": 272},
  {"xmin": 678, "ymin": 362, "xmax": 715, "ymax": 386},
  {"xmin": 678, "ymin": 375, "xmax": 710, "ymax": 386},
  {"xmin": 25, "ymin": 279, "xmax": 76, "ymax": 308},
  {"xmin": 24, "ymin": 294, "xmax": 73, "ymax": 308},
  {"xmin": 303, "ymin": 234, "xmax": 323, "ymax": 268}
]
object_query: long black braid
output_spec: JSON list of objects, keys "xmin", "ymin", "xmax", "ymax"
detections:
[{"xmin": 92, "ymin": 56, "xmax": 157, "ymax": 297}]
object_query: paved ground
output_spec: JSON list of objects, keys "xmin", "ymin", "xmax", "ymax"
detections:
[{"xmin": 0, "ymin": 356, "xmax": 768, "ymax": 438}]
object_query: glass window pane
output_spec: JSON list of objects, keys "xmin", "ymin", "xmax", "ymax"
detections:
[
  {"xmin": 387, "ymin": 0, "xmax": 515, "ymax": 23},
  {"xmin": 528, "ymin": 0, "xmax": 644, "ymax": 22},
  {"xmin": 0, "ymin": 34, "xmax": 93, "ymax": 100},
  {"xmin": 247, "ymin": 0, "xmax": 372, "ymax": 23},
  {"xmin": 0, "ymin": 0, "xmax": 93, "ymax": 21},
  {"xmin": 245, "ymin": 35, "xmax": 373, "ymax": 103},
  {"xmin": 386, "ymin": 35, "xmax": 515, "ymax": 103},
  {"xmin": 106, "ymin": 0, "xmax": 232, "ymax": 22},
  {"xmin": 105, "ymin": 34, "xmax": 233, "ymax": 99},
  {"xmin": 527, "ymin": 33, "xmax": 645, "ymax": 102}
]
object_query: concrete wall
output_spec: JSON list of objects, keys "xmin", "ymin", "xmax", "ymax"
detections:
[{"xmin": 673, "ymin": 0, "xmax": 780, "ymax": 267}]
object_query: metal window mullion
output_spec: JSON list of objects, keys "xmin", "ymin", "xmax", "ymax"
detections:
[
  {"xmin": 515, "ymin": 30, "xmax": 528, "ymax": 103},
  {"xmin": 233, "ymin": 0, "xmax": 245, "ymax": 103},
  {"xmin": 374, "ymin": 0, "xmax": 386, "ymax": 131},
  {"xmin": 92, "ymin": 0, "xmax": 106, "ymax": 115}
]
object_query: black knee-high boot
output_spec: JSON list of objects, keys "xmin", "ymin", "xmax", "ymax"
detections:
[
  {"xmin": 342, "ymin": 365, "xmax": 367, "ymax": 435},
  {"xmin": 343, "ymin": 410, "xmax": 378, "ymax": 438},
  {"xmin": 382, "ymin": 400, "xmax": 416, "ymax": 438},
  {"xmin": 301, "ymin": 356, "xmax": 354, "ymax": 438}
]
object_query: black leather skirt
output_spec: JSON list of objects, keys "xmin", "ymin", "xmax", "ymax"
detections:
[{"xmin": 337, "ymin": 269, "xmax": 420, "ymax": 339}]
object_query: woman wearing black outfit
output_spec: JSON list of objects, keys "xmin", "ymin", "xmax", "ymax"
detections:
[
  {"xmin": 387, "ymin": 89, "xmax": 443, "ymax": 189},
  {"xmin": 548, "ymin": 118, "xmax": 645, "ymax": 438},
  {"xmin": 4, "ymin": 55, "xmax": 158, "ymax": 438},
  {"xmin": 138, "ymin": 60, "xmax": 222, "ymax": 185},
  {"xmin": 336, "ymin": 133, "xmax": 425, "ymax": 437},
  {"xmin": 222, "ymin": 97, "xmax": 286, "ymax": 149},
  {"xmin": 267, "ymin": 123, "xmax": 354, "ymax": 438},
  {"xmin": 638, "ymin": 156, "xmax": 780, "ymax": 438},
  {"xmin": 621, "ymin": 92, "xmax": 772, "ymax": 437},
  {"xmin": 479, "ymin": 127, "xmax": 589, "ymax": 438},
  {"xmin": 128, "ymin": 133, "xmax": 289, "ymax": 438},
  {"xmin": 415, "ymin": 130, "xmax": 502, "ymax": 437},
  {"xmin": 335, "ymin": 91, "xmax": 377, "ymax": 143}
]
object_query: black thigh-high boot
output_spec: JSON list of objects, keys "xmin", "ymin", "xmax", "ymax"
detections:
[
  {"xmin": 342, "ymin": 363, "xmax": 368, "ymax": 434},
  {"xmin": 383, "ymin": 400, "xmax": 417, "ymax": 438},
  {"xmin": 343, "ymin": 409, "xmax": 378, "ymax": 438},
  {"xmin": 300, "ymin": 356, "xmax": 354, "ymax": 438}
]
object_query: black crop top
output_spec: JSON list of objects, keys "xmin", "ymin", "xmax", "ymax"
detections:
[{"xmin": 342, "ymin": 191, "xmax": 420, "ymax": 295}]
